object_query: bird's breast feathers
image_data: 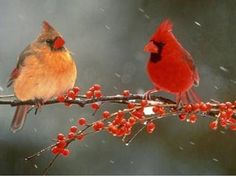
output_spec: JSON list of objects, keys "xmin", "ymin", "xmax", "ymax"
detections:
[{"xmin": 14, "ymin": 49, "xmax": 77, "ymax": 101}]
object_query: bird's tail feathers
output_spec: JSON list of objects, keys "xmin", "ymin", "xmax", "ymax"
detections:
[
  {"xmin": 177, "ymin": 89, "xmax": 201, "ymax": 105},
  {"xmin": 11, "ymin": 105, "xmax": 30, "ymax": 133}
]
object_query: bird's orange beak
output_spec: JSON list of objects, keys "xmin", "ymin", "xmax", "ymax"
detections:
[
  {"xmin": 144, "ymin": 41, "xmax": 158, "ymax": 53},
  {"xmin": 53, "ymin": 36, "xmax": 65, "ymax": 49}
]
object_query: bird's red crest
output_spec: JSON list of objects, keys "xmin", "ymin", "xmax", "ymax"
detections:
[{"xmin": 151, "ymin": 19, "xmax": 173, "ymax": 41}]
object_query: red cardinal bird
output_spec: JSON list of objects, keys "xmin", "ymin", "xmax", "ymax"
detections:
[
  {"xmin": 8, "ymin": 21, "xmax": 77, "ymax": 132},
  {"xmin": 144, "ymin": 19, "xmax": 200, "ymax": 104}
]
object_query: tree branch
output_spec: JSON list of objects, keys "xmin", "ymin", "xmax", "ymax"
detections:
[{"xmin": 0, "ymin": 94, "xmax": 175, "ymax": 107}]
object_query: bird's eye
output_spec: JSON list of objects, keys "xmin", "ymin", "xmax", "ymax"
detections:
[{"xmin": 45, "ymin": 39, "xmax": 53, "ymax": 44}]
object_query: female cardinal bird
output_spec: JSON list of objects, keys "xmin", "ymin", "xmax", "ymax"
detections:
[
  {"xmin": 144, "ymin": 19, "xmax": 200, "ymax": 104},
  {"xmin": 8, "ymin": 21, "xmax": 77, "ymax": 132}
]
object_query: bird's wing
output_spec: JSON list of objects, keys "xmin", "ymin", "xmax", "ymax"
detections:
[
  {"xmin": 168, "ymin": 31, "xmax": 200, "ymax": 87},
  {"xmin": 7, "ymin": 45, "xmax": 35, "ymax": 87},
  {"xmin": 183, "ymin": 50, "xmax": 200, "ymax": 86}
]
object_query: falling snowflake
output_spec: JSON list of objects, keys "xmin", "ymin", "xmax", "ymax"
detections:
[
  {"xmin": 219, "ymin": 66, "xmax": 229, "ymax": 72},
  {"xmin": 138, "ymin": 8, "xmax": 144, "ymax": 13},
  {"xmin": 194, "ymin": 21, "xmax": 201, "ymax": 27}
]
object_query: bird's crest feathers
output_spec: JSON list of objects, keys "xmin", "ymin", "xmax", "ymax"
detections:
[
  {"xmin": 39, "ymin": 20, "xmax": 60, "ymax": 38},
  {"xmin": 151, "ymin": 19, "xmax": 173, "ymax": 41},
  {"xmin": 42, "ymin": 21, "xmax": 56, "ymax": 32}
]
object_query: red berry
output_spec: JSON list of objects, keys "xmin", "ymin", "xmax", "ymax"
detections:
[
  {"xmin": 152, "ymin": 106, "xmax": 165, "ymax": 115},
  {"xmin": 179, "ymin": 113, "xmax": 186, "ymax": 121},
  {"xmin": 141, "ymin": 100, "xmax": 148, "ymax": 107},
  {"xmin": 226, "ymin": 108, "xmax": 233, "ymax": 117},
  {"xmin": 189, "ymin": 114, "xmax": 197, "ymax": 123},
  {"xmin": 125, "ymin": 122, "xmax": 132, "ymax": 129},
  {"xmin": 93, "ymin": 121, "xmax": 104, "ymax": 131},
  {"xmin": 200, "ymin": 103, "xmax": 208, "ymax": 112},
  {"xmin": 51, "ymin": 147, "xmax": 59, "ymax": 154},
  {"xmin": 209, "ymin": 120, "xmax": 218, "ymax": 130},
  {"xmin": 123, "ymin": 90, "xmax": 130, "ymax": 97},
  {"xmin": 97, "ymin": 121, "xmax": 105, "ymax": 129},
  {"xmin": 103, "ymin": 111, "xmax": 110, "ymax": 119},
  {"xmin": 58, "ymin": 148, "xmax": 64, "ymax": 154},
  {"xmin": 184, "ymin": 104, "xmax": 192, "ymax": 112},
  {"xmin": 77, "ymin": 133, "xmax": 85, "ymax": 141},
  {"xmin": 68, "ymin": 90, "xmax": 76, "ymax": 99},
  {"xmin": 128, "ymin": 102, "xmax": 135, "ymax": 109},
  {"xmin": 128, "ymin": 117, "xmax": 136, "ymax": 125},
  {"xmin": 219, "ymin": 103, "xmax": 227, "ymax": 111},
  {"xmin": 57, "ymin": 133, "xmax": 65, "ymax": 141},
  {"xmin": 132, "ymin": 110, "xmax": 143, "ymax": 119},
  {"xmin": 57, "ymin": 140, "xmax": 67, "ymax": 148},
  {"xmin": 93, "ymin": 123, "xmax": 100, "ymax": 129},
  {"xmin": 152, "ymin": 106, "xmax": 160, "ymax": 113},
  {"xmin": 219, "ymin": 111, "xmax": 227, "ymax": 119},
  {"xmin": 70, "ymin": 126, "xmax": 78, "ymax": 133},
  {"xmin": 62, "ymin": 149, "xmax": 70, "ymax": 156},
  {"xmin": 93, "ymin": 84, "xmax": 101, "ymax": 90},
  {"xmin": 206, "ymin": 102, "xmax": 212, "ymax": 111},
  {"xmin": 108, "ymin": 124, "xmax": 118, "ymax": 135},
  {"xmin": 158, "ymin": 107, "xmax": 165, "ymax": 116},
  {"xmin": 116, "ymin": 127, "xmax": 126, "ymax": 137},
  {"xmin": 57, "ymin": 95, "xmax": 65, "ymax": 102},
  {"xmin": 120, "ymin": 118, "xmax": 127, "ymax": 125},
  {"xmin": 86, "ymin": 90, "xmax": 93, "ymax": 98},
  {"xmin": 73, "ymin": 87, "xmax": 80, "ymax": 95},
  {"xmin": 91, "ymin": 102, "xmax": 100, "ymax": 110},
  {"xmin": 146, "ymin": 122, "xmax": 156, "ymax": 134},
  {"xmin": 220, "ymin": 119, "xmax": 227, "ymax": 127},
  {"xmin": 68, "ymin": 132, "xmax": 75, "ymax": 139},
  {"xmin": 226, "ymin": 102, "xmax": 232, "ymax": 108},
  {"xmin": 230, "ymin": 125, "xmax": 236, "ymax": 131},
  {"xmin": 78, "ymin": 118, "xmax": 87, "ymax": 126},
  {"xmin": 117, "ymin": 110, "xmax": 124, "ymax": 118},
  {"xmin": 94, "ymin": 90, "xmax": 102, "ymax": 98},
  {"xmin": 113, "ymin": 116, "xmax": 122, "ymax": 125},
  {"xmin": 228, "ymin": 118, "xmax": 236, "ymax": 124},
  {"xmin": 89, "ymin": 86, "xmax": 95, "ymax": 92},
  {"xmin": 192, "ymin": 103, "xmax": 200, "ymax": 111}
]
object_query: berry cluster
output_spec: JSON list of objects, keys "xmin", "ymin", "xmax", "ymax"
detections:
[
  {"xmin": 105, "ymin": 91, "xmax": 160, "ymax": 138},
  {"xmin": 86, "ymin": 84, "xmax": 102, "ymax": 110},
  {"xmin": 178, "ymin": 102, "xmax": 212, "ymax": 123},
  {"xmin": 56, "ymin": 87, "xmax": 81, "ymax": 106},
  {"xmin": 178, "ymin": 101, "xmax": 236, "ymax": 130},
  {"xmin": 86, "ymin": 84, "xmax": 102, "ymax": 98},
  {"xmin": 209, "ymin": 102, "xmax": 236, "ymax": 130},
  {"xmin": 51, "ymin": 133, "xmax": 70, "ymax": 156},
  {"xmin": 51, "ymin": 117, "xmax": 88, "ymax": 156},
  {"xmin": 51, "ymin": 85, "xmax": 236, "ymax": 158},
  {"xmin": 107, "ymin": 110, "xmax": 133, "ymax": 137}
]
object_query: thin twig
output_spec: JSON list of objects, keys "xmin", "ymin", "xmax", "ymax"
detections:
[
  {"xmin": 43, "ymin": 154, "xmax": 60, "ymax": 175},
  {"xmin": 0, "ymin": 94, "xmax": 15, "ymax": 98},
  {"xmin": 125, "ymin": 124, "xmax": 146, "ymax": 145},
  {"xmin": 25, "ymin": 143, "xmax": 57, "ymax": 161}
]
